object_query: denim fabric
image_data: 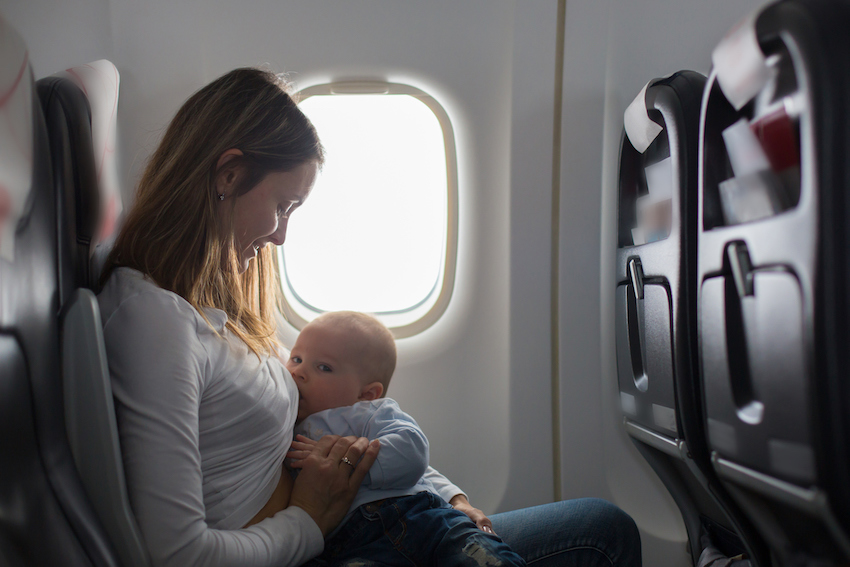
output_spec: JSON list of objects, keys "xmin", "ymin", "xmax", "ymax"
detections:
[
  {"xmin": 304, "ymin": 492, "xmax": 526, "ymax": 567},
  {"xmin": 489, "ymin": 499, "xmax": 641, "ymax": 567}
]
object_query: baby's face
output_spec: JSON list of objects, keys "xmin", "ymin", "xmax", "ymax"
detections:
[{"xmin": 286, "ymin": 321, "xmax": 369, "ymax": 422}]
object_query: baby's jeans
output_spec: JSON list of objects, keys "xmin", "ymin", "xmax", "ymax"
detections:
[{"xmin": 303, "ymin": 491, "xmax": 526, "ymax": 567}]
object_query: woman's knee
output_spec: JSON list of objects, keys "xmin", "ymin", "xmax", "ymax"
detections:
[
  {"xmin": 581, "ymin": 499, "xmax": 641, "ymax": 567},
  {"xmin": 490, "ymin": 498, "xmax": 641, "ymax": 567}
]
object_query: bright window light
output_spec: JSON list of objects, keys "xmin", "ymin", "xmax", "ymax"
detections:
[{"xmin": 279, "ymin": 83, "xmax": 457, "ymax": 337}]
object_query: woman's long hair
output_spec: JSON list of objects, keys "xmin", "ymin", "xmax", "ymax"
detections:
[{"xmin": 101, "ymin": 68, "xmax": 323, "ymax": 355}]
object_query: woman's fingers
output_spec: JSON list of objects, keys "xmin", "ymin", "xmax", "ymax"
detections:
[
  {"xmin": 337, "ymin": 436, "xmax": 369, "ymax": 466},
  {"xmin": 347, "ymin": 439, "xmax": 380, "ymax": 487},
  {"xmin": 313, "ymin": 434, "xmax": 341, "ymax": 455},
  {"xmin": 293, "ymin": 435, "xmax": 375, "ymax": 475},
  {"xmin": 326, "ymin": 435, "xmax": 359, "ymax": 462}
]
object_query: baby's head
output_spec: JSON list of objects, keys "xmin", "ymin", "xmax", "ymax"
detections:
[{"xmin": 286, "ymin": 311, "xmax": 396, "ymax": 422}]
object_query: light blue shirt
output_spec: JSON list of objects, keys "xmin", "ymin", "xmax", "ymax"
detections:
[{"xmin": 295, "ymin": 398, "xmax": 463, "ymax": 518}]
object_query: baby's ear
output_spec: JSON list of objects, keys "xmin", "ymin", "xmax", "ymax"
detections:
[{"xmin": 359, "ymin": 382, "xmax": 384, "ymax": 401}]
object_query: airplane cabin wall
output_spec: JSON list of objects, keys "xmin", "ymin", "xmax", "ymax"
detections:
[{"xmin": 557, "ymin": 0, "xmax": 772, "ymax": 565}]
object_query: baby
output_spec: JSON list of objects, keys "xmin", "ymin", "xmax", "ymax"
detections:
[{"xmin": 286, "ymin": 311, "xmax": 525, "ymax": 567}]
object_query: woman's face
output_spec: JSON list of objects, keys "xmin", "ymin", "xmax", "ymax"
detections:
[{"xmin": 228, "ymin": 161, "xmax": 318, "ymax": 273}]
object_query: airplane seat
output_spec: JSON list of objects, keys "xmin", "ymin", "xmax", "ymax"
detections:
[
  {"xmin": 0, "ymin": 15, "xmax": 122, "ymax": 566},
  {"xmin": 698, "ymin": 0, "xmax": 850, "ymax": 564},
  {"xmin": 37, "ymin": 59, "xmax": 123, "ymax": 296},
  {"xmin": 616, "ymin": 70, "xmax": 769, "ymax": 567},
  {"xmin": 37, "ymin": 62, "xmax": 151, "ymax": 567}
]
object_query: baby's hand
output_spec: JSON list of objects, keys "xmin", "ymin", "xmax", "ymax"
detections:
[
  {"xmin": 287, "ymin": 434, "xmax": 319, "ymax": 469},
  {"xmin": 450, "ymin": 494, "xmax": 496, "ymax": 534}
]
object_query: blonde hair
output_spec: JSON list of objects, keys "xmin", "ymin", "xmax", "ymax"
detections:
[
  {"xmin": 310, "ymin": 311, "xmax": 397, "ymax": 394},
  {"xmin": 101, "ymin": 68, "xmax": 323, "ymax": 355}
]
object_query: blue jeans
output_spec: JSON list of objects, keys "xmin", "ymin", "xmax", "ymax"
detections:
[
  {"xmin": 304, "ymin": 492, "xmax": 526, "ymax": 566},
  {"xmin": 490, "ymin": 499, "xmax": 641, "ymax": 567}
]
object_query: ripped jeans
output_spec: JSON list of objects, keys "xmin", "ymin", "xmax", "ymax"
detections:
[{"xmin": 303, "ymin": 492, "xmax": 526, "ymax": 567}]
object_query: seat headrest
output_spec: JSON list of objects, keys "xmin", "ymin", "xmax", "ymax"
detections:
[
  {"xmin": 60, "ymin": 60, "xmax": 122, "ymax": 243},
  {"xmin": 0, "ymin": 16, "xmax": 34, "ymax": 262}
]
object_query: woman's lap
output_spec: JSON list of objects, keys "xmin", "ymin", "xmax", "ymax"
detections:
[{"xmin": 489, "ymin": 498, "xmax": 641, "ymax": 567}]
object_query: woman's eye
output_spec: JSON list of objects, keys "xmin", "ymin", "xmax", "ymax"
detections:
[
  {"xmin": 318, "ymin": 364, "xmax": 332, "ymax": 372},
  {"xmin": 277, "ymin": 203, "xmax": 296, "ymax": 219}
]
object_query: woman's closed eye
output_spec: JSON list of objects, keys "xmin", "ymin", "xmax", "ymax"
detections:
[{"xmin": 277, "ymin": 201, "xmax": 298, "ymax": 219}]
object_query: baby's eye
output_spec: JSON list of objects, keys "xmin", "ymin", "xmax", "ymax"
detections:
[
  {"xmin": 318, "ymin": 364, "xmax": 332, "ymax": 372},
  {"xmin": 290, "ymin": 356, "xmax": 302, "ymax": 364}
]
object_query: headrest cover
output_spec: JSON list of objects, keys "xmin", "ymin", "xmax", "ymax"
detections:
[
  {"xmin": 624, "ymin": 80, "xmax": 663, "ymax": 154},
  {"xmin": 711, "ymin": 7, "xmax": 771, "ymax": 111},
  {"xmin": 61, "ymin": 60, "xmax": 122, "ymax": 242},
  {"xmin": 0, "ymin": 16, "xmax": 34, "ymax": 262}
]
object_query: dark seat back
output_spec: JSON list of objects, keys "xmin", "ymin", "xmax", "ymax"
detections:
[
  {"xmin": 616, "ymin": 70, "xmax": 769, "ymax": 567},
  {"xmin": 0, "ymin": 18, "xmax": 120, "ymax": 567},
  {"xmin": 698, "ymin": 0, "xmax": 850, "ymax": 563},
  {"xmin": 38, "ymin": 75, "xmax": 100, "ymax": 298}
]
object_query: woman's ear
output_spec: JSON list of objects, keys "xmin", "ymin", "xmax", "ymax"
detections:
[
  {"xmin": 215, "ymin": 148, "xmax": 244, "ymax": 198},
  {"xmin": 359, "ymin": 382, "xmax": 384, "ymax": 401}
]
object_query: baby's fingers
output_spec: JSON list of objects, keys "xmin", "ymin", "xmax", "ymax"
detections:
[
  {"xmin": 289, "ymin": 440, "xmax": 318, "ymax": 452},
  {"xmin": 287, "ymin": 448, "xmax": 311, "ymax": 462}
]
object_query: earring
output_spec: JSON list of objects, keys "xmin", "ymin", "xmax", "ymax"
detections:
[{"xmin": 218, "ymin": 193, "xmax": 225, "ymax": 201}]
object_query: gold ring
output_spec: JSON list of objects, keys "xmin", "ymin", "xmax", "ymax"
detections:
[{"xmin": 340, "ymin": 456, "xmax": 355, "ymax": 468}]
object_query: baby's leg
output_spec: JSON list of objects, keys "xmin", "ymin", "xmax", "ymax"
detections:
[{"xmin": 394, "ymin": 493, "xmax": 526, "ymax": 567}]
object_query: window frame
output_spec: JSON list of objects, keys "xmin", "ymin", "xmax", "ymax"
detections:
[{"xmin": 279, "ymin": 81, "xmax": 459, "ymax": 339}]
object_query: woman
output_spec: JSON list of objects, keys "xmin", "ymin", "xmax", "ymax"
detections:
[{"xmin": 99, "ymin": 67, "xmax": 641, "ymax": 566}]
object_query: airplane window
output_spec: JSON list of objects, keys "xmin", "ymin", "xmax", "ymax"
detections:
[{"xmin": 279, "ymin": 82, "xmax": 458, "ymax": 338}]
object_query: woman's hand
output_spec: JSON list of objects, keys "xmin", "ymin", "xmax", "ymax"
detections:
[
  {"xmin": 287, "ymin": 434, "xmax": 380, "ymax": 537},
  {"xmin": 450, "ymin": 494, "xmax": 496, "ymax": 534}
]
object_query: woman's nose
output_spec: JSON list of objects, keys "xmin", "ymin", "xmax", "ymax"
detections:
[{"xmin": 269, "ymin": 217, "xmax": 288, "ymax": 246}]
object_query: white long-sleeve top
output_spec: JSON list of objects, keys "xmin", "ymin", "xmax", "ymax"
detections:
[{"xmin": 98, "ymin": 268, "xmax": 323, "ymax": 566}]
